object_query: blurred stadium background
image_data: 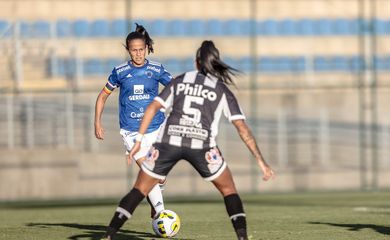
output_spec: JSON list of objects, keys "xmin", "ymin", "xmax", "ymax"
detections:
[{"xmin": 1, "ymin": 0, "xmax": 390, "ymax": 202}]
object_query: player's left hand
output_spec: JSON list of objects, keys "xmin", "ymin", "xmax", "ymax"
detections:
[
  {"xmin": 259, "ymin": 162, "xmax": 275, "ymax": 181},
  {"xmin": 128, "ymin": 141, "xmax": 141, "ymax": 165}
]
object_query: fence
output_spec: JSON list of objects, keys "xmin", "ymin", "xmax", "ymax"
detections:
[{"xmin": 1, "ymin": 0, "xmax": 390, "ymax": 200}]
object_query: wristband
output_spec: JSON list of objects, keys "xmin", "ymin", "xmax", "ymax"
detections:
[{"xmin": 135, "ymin": 133, "xmax": 144, "ymax": 142}]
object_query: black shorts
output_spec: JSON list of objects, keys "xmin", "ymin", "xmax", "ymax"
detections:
[{"xmin": 141, "ymin": 143, "xmax": 227, "ymax": 181}]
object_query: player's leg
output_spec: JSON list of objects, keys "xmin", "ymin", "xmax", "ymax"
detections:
[
  {"xmin": 186, "ymin": 147, "xmax": 247, "ymax": 240},
  {"xmin": 122, "ymin": 129, "xmax": 165, "ymax": 218},
  {"xmin": 211, "ymin": 167, "xmax": 247, "ymax": 240},
  {"xmin": 102, "ymin": 170, "xmax": 160, "ymax": 240},
  {"xmin": 135, "ymin": 157, "xmax": 165, "ymax": 218},
  {"xmin": 212, "ymin": 168, "xmax": 247, "ymax": 240}
]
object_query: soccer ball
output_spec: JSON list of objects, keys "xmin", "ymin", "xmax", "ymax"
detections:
[{"xmin": 152, "ymin": 209, "xmax": 181, "ymax": 238}]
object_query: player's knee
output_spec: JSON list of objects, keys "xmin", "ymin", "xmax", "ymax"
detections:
[{"xmin": 215, "ymin": 184, "xmax": 237, "ymax": 197}]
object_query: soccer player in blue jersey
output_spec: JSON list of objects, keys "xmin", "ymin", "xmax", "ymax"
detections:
[{"xmin": 94, "ymin": 24, "xmax": 172, "ymax": 226}]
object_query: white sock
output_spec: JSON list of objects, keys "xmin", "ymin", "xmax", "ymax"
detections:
[{"xmin": 148, "ymin": 183, "xmax": 165, "ymax": 217}]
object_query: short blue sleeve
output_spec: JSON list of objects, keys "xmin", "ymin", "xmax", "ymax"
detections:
[
  {"xmin": 158, "ymin": 65, "xmax": 172, "ymax": 86},
  {"xmin": 108, "ymin": 68, "xmax": 120, "ymax": 88}
]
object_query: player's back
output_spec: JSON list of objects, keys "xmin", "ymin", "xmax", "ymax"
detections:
[{"xmin": 157, "ymin": 71, "xmax": 245, "ymax": 149}]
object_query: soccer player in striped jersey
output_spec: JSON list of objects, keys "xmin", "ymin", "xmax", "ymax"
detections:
[
  {"xmin": 94, "ymin": 24, "xmax": 172, "ymax": 226},
  {"xmin": 101, "ymin": 41, "xmax": 274, "ymax": 240}
]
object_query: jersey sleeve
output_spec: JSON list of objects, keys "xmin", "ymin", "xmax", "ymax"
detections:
[
  {"xmin": 103, "ymin": 68, "xmax": 120, "ymax": 94},
  {"xmin": 154, "ymin": 80, "xmax": 175, "ymax": 109},
  {"xmin": 222, "ymin": 86, "xmax": 246, "ymax": 122},
  {"xmin": 158, "ymin": 65, "xmax": 173, "ymax": 86}
]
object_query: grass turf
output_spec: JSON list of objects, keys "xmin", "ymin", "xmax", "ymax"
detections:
[{"xmin": 1, "ymin": 191, "xmax": 390, "ymax": 240}]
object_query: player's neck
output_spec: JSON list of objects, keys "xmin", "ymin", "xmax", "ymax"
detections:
[{"xmin": 131, "ymin": 60, "xmax": 147, "ymax": 67}]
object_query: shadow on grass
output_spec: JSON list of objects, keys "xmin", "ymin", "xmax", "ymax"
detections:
[
  {"xmin": 309, "ymin": 221, "xmax": 390, "ymax": 235},
  {"xmin": 26, "ymin": 222, "xmax": 192, "ymax": 240}
]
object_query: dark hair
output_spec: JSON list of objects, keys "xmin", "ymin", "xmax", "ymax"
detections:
[
  {"xmin": 125, "ymin": 23, "xmax": 154, "ymax": 54},
  {"xmin": 196, "ymin": 40, "xmax": 238, "ymax": 86}
]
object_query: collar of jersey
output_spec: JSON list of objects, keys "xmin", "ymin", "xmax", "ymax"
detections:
[{"xmin": 128, "ymin": 59, "xmax": 148, "ymax": 69}]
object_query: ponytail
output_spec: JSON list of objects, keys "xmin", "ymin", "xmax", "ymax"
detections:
[
  {"xmin": 125, "ymin": 23, "xmax": 154, "ymax": 54},
  {"xmin": 196, "ymin": 40, "xmax": 238, "ymax": 86}
]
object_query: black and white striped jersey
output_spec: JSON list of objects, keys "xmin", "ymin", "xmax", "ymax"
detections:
[{"xmin": 154, "ymin": 70, "xmax": 245, "ymax": 149}]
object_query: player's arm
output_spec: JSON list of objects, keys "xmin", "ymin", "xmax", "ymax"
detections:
[
  {"xmin": 159, "ymin": 66, "xmax": 173, "ymax": 86},
  {"xmin": 94, "ymin": 86, "xmax": 111, "ymax": 140},
  {"xmin": 232, "ymin": 119, "xmax": 275, "ymax": 181},
  {"xmin": 128, "ymin": 100, "xmax": 163, "ymax": 163}
]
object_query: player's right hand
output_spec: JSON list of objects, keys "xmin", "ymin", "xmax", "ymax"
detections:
[
  {"xmin": 128, "ymin": 141, "xmax": 141, "ymax": 165},
  {"xmin": 95, "ymin": 124, "xmax": 105, "ymax": 140}
]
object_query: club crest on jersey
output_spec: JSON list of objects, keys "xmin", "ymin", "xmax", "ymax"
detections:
[
  {"xmin": 205, "ymin": 147, "xmax": 223, "ymax": 173},
  {"xmin": 145, "ymin": 147, "xmax": 160, "ymax": 169},
  {"xmin": 145, "ymin": 70, "xmax": 153, "ymax": 78}
]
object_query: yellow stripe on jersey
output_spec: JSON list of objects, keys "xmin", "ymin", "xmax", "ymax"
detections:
[{"xmin": 103, "ymin": 86, "xmax": 112, "ymax": 94}]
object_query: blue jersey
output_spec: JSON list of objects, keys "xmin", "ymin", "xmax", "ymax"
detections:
[{"xmin": 104, "ymin": 59, "xmax": 172, "ymax": 133}]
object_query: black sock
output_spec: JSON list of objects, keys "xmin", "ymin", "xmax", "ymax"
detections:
[
  {"xmin": 106, "ymin": 188, "xmax": 145, "ymax": 236},
  {"xmin": 224, "ymin": 194, "xmax": 247, "ymax": 239}
]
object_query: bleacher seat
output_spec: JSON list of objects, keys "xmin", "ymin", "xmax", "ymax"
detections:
[
  {"xmin": 238, "ymin": 57, "xmax": 252, "ymax": 72},
  {"xmin": 279, "ymin": 19, "xmax": 296, "ymax": 36},
  {"xmin": 0, "ymin": 20, "xmax": 10, "ymax": 37},
  {"xmin": 223, "ymin": 19, "xmax": 241, "ymax": 36},
  {"xmin": 292, "ymin": 57, "xmax": 306, "ymax": 72},
  {"xmin": 186, "ymin": 19, "xmax": 204, "ymax": 36},
  {"xmin": 90, "ymin": 19, "xmax": 110, "ymax": 37},
  {"xmin": 238, "ymin": 20, "xmax": 253, "ymax": 36},
  {"xmin": 32, "ymin": 20, "xmax": 51, "ymax": 38},
  {"xmin": 261, "ymin": 19, "xmax": 279, "ymax": 36},
  {"xmin": 73, "ymin": 19, "xmax": 89, "ymax": 38},
  {"xmin": 223, "ymin": 57, "xmax": 237, "ymax": 69},
  {"xmin": 333, "ymin": 19, "xmax": 352, "ymax": 35},
  {"xmin": 277, "ymin": 57, "xmax": 292, "ymax": 72},
  {"xmin": 57, "ymin": 58, "xmax": 76, "ymax": 77},
  {"xmin": 296, "ymin": 19, "xmax": 315, "ymax": 36},
  {"xmin": 56, "ymin": 19, "xmax": 71, "ymax": 38},
  {"xmin": 182, "ymin": 58, "xmax": 195, "ymax": 72},
  {"xmin": 205, "ymin": 19, "xmax": 223, "ymax": 36},
  {"xmin": 373, "ymin": 19, "xmax": 390, "ymax": 35},
  {"xmin": 350, "ymin": 56, "xmax": 364, "ymax": 72},
  {"xmin": 110, "ymin": 19, "xmax": 127, "ymax": 37},
  {"xmin": 314, "ymin": 56, "xmax": 330, "ymax": 71},
  {"xmin": 84, "ymin": 59, "xmax": 105, "ymax": 75},
  {"xmin": 375, "ymin": 56, "xmax": 390, "ymax": 71},
  {"xmin": 258, "ymin": 57, "xmax": 276, "ymax": 72},
  {"xmin": 167, "ymin": 19, "xmax": 186, "ymax": 36},
  {"xmin": 150, "ymin": 19, "xmax": 167, "ymax": 36},
  {"xmin": 349, "ymin": 19, "xmax": 360, "ymax": 35},
  {"xmin": 19, "ymin": 21, "xmax": 31, "ymax": 38},
  {"xmin": 164, "ymin": 58, "xmax": 181, "ymax": 73},
  {"xmin": 313, "ymin": 19, "xmax": 332, "ymax": 35},
  {"xmin": 104, "ymin": 58, "xmax": 122, "ymax": 73},
  {"xmin": 331, "ymin": 56, "xmax": 349, "ymax": 71}
]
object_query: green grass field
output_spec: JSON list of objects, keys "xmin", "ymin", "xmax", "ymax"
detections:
[{"xmin": 1, "ymin": 191, "xmax": 389, "ymax": 240}]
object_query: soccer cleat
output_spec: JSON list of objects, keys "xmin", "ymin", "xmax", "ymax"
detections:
[
  {"xmin": 236, "ymin": 228, "xmax": 248, "ymax": 240},
  {"xmin": 101, "ymin": 226, "xmax": 116, "ymax": 240},
  {"xmin": 100, "ymin": 235, "xmax": 111, "ymax": 240}
]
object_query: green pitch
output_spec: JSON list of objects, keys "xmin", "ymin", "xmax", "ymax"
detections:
[{"xmin": 1, "ymin": 191, "xmax": 389, "ymax": 240}]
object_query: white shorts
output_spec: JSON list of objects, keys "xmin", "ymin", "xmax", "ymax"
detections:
[{"xmin": 120, "ymin": 128, "xmax": 160, "ymax": 161}]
